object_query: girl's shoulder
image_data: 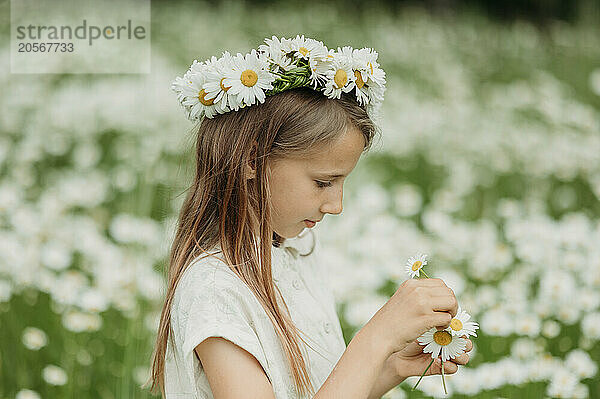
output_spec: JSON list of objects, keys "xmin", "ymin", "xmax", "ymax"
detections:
[
  {"xmin": 175, "ymin": 251, "xmax": 246, "ymax": 300},
  {"xmin": 174, "ymin": 228, "xmax": 320, "ymax": 305}
]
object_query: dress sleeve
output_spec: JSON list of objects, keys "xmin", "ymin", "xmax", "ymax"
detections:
[{"xmin": 171, "ymin": 264, "xmax": 271, "ymax": 386}]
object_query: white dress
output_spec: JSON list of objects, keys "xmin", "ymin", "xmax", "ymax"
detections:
[{"xmin": 165, "ymin": 228, "xmax": 347, "ymax": 398}]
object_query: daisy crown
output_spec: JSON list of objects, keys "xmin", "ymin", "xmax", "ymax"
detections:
[{"xmin": 171, "ymin": 35, "xmax": 387, "ymax": 122}]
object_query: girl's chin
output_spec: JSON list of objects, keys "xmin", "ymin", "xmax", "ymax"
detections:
[
  {"xmin": 272, "ymin": 222, "xmax": 306, "ymax": 239},
  {"xmin": 280, "ymin": 226, "xmax": 304, "ymax": 239}
]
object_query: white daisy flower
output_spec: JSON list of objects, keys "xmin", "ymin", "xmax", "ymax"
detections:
[
  {"xmin": 202, "ymin": 52, "xmax": 239, "ymax": 112},
  {"xmin": 406, "ymin": 253, "xmax": 429, "ymax": 278},
  {"xmin": 22, "ymin": 327, "xmax": 48, "ymax": 350},
  {"xmin": 183, "ymin": 68, "xmax": 220, "ymax": 120},
  {"xmin": 171, "ymin": 74, "xmax": 196, "ymax": 120},
  {"xmin": 417, "ymin": 327, "xmax": 468, "ymax": 361},
  {"xmin": 285, "ymin": 34, "xmax": 329, "ymax": 62},
  {"xmin": 323, "ymin": 52, "xmax": 356, "ymax": 99},
  {"xmin": 333, "ymin": 46, "xmax": 386, "ymax": 107},
  {"xmin": 337, "ymin": 45, "xmax": 355, "ymax": 62},
  {"xmin": 448, "ymin": 306, "xmax": 480, "ymax": 337},
  {"xmin": 309, "ymin": 48, "xmax": 335, "ymax": 89},
  {"xmin": 171, "ymin": 75, "xmax": 189, "ymax": 104},
  {"xmin": 223, "ymin": 49, "xmax": 276, "ymax": 107},
  {"xmin": 170, "ymin": 75, "xmax": 192, "ymax": 119},
  {"xmin": 171, "ymin": 62, "xmax": 224, "ymax": 120},
  {"xmin": 15, "ymin": 390, "xmax": 41, "ymax": 399},
  {"xmin": 351, "ymin": 47, "xmax": 386, "ymax": 106},
  {"xmin": 258, "ymin": 36, "xmax": 295, "ymax": 73},
  {"xmin": 42, "ymin": 364, "xmax": 68, "ymax": 386},
  {"xmin": 353, "ymin": 47, "xmax": 386, "ymax": 86},
  {"xmin": 414, "ymin": 326, "xmax": 468, "ymax": 394},
  {"xmin": 565, "ymin": 349, "xmax": 598, "ymax": 380}
]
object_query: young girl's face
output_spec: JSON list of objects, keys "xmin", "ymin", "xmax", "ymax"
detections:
[{"xmin": 267, "ymin": 127, "xmax": 365, "ymax": 238}]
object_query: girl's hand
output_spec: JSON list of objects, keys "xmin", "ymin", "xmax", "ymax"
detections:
[
  {"xmin": 367, "ymin": 278, "xmax": 458, "ymax": 355},
  {"xmin": 389, "ymin": 335, "xmax": 473, "ymax": 379}
]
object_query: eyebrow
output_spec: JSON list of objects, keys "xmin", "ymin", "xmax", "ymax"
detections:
[{"xmin": 315, "ymin": 172, "xmax": 346, "ymax": 179}]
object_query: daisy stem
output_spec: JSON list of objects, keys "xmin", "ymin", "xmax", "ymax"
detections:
[
  {"xmin": 441, "ymin": 359, "xmax": 448, "ymax": 394},
  {"xmin": 411, "ymin": 357, "xmax": 435, "ymax": 391},
  {"xmin": 421, "ymin": 270, "xmax": 430, "ymax": 278}
]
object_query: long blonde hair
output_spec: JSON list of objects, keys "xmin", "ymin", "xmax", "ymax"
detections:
[{"xmin": 148, "ymin": 87, "xmax": 377, "ymax": 397}]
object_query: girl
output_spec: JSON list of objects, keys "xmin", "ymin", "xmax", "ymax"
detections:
[{"xmin": 148, "ymin": 37, "xmax": 472, "ymax": 398}]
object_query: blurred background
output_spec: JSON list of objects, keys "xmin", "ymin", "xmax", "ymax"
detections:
[{"xmin": 1, "ymin": 0, "xmax": 600, "ymax": 398}]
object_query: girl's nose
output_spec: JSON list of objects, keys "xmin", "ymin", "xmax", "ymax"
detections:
[{"xmin": 321, "ymin": 189, "xmax": 343, "ymax": 215}]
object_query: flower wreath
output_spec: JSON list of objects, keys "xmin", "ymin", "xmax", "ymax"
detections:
[{"xmin": 171, "ymin": 35, "xmax": 386, "ymax": 122}]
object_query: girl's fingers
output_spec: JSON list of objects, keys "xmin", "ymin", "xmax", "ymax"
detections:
[
  {"xmin": 430, "ymin": 311, "xmax": 453, "ymax": 329},
  {"xmin": 435, "ymin": 358, "xmax": 458, "ymax": 374},
  {"xmin": 430, "ymin": 296, "xmax": 458, "ymax": 318},
  {"xmin": 410, "ymin": 278, "xmax": 448, "ymax": 287},
  {"xmin": 403, "ymin": 279, "xmax": 437, "ymax": 288},
  {"xmin": 465, "ymin": 338, "xmax": 473, "ymax": 352},
  {"xmin": 452, "ymin": 353, "xmax": 470, "ymax": 365}
]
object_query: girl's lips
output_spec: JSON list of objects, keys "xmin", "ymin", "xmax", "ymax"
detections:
[{"xmin": 304, "ymin": 219, "xmax": 316, "ymax": 228}]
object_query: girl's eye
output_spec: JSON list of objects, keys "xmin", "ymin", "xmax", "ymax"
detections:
[{"xmin": 315, "ymin": 180, "xmax": 333, "ymax": 188}]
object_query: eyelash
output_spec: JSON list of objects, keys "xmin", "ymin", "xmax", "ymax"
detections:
[{"xmin": 315, "ymin": 180, "xmax": 333, "ymax": 188}]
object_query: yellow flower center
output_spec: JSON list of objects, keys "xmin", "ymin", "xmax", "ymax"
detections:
[
  {"xmin": 450, "ymin": 319, "xmax": 463, "ymax": 331},
  {"xmin": 334, "ymin": 69, "xmax": 348, "ymax": 89},
  {"xmin": 220, "ymin": 78, "xmax": 231, "ymax": 92},
  {"xmin": 354, "ymin": 70, "xmax": 365, "ymax": 89},
  {"xmin": 433, "ymin": 331, "xmax": 452, "ymax": 346},
  {"xmin": 298, "ymin": 47, "xmax": 309, "ymax": 56},
  {"xmin": 240, "ymin": 69, "xmax": 258, "ymax": 87},
  {"xmin": 412, "ymin": 261, "xmax": 422, "ymax": 271},
  {"xmin": 198, "ymin": 89, "xmax": 214, "ymax": 106}
]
